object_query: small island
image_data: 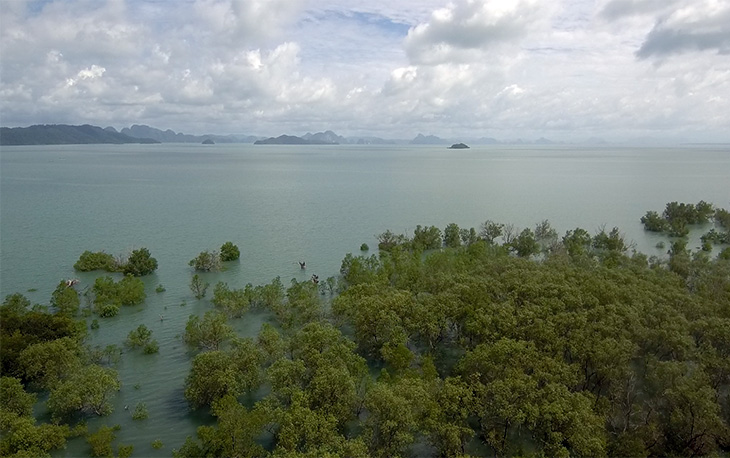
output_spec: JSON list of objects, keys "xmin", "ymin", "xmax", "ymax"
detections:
[
  {"xmin": 202, "ymin": 139, "xmax": 215, "ymax": 145},
  {"xmin": 448, "ymin": 142, "xmax": 470, "ymax": 149}
]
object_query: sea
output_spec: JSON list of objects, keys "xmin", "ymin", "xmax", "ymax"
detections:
[{"xmin": 1, "ymin": 142, "xmax": 729, "ymax": 456}]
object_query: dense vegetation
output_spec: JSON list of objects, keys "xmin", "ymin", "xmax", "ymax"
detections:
[
  {"xmin": 189, "ymin": 242, "xmax": 240, "ymax": 271},
  {"xmin": 173, "ymin": 216, "xmax": 729, "ymax": 457},
  {"xmin": 189, "ymin": 251, "xmax": 222, "ymax": 272},
  {"xmin": 641, "ymin": 200, "xmax": 729, "ymax": 243},
  {"xmin": 74, "ymin": 248, "xmax": 158, "ymax": 276},
  {"xmin": 219, "ymin": 242, "xmax": 241, "ymax": 262},
  {"xmin": 1, "ymin": 205, "xmax": 728, "ymax": 457}
]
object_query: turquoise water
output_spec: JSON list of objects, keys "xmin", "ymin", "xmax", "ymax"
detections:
[{"xmin": 1, "ymin": 143, "xmax": 729, "ymax": 455}]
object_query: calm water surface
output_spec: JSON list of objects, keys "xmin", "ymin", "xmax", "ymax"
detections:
[{"xmin": 1, "ymin": 143, "xmax": 729, "ymax": 455}]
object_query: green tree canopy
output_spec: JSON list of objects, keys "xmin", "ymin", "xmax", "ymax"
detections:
[
  {"xmin": 47, "ymin": 365, "xmax": 120, "ymax": 421},
  {"xmin": 50, "ymin": 280, "xmax": 80, "ymax": 317},
  {"xmin": 19, "ymin": 337, "xmax": 83, "ymax": 390},
  {"xmin": 73, "ymin": 251, "xmax": 118, "ymax": 272},
  {"xmin": 219, "ymin": 242, "xmax": 240, "ymax": 262},
  {"xmin": 121, "ymin": 247, "xmax": 158, "ymax": 276},
  {"xmin": 184, "ymin": 341, "xmax": 263, "ymax": 409},
  {"xmin": 189, "ymin": 250, "xmax": 222, "ymax": 271},
  {"xmin": 183, "ymin": 311, "xmax": 234, "ymax": 351}
]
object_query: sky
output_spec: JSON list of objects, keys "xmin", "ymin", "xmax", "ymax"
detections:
[{"xmin": 1, "ymin": 0, "xmax": 729, "ymax": 142}]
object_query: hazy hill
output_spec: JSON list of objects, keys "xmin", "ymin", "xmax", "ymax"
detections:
[
  {"xmin": 0, "ymin": 124, "xmax": 159, "ymax": 145},
  {"xmin": 351, "ymin": 136, "xmax": 397, "ymax": 145},
  {"xmin": 410, "ymin": 133, "xmax": 451, "ymax": 145},
  {"xmin": 120, "ymin": 124, "xmax": 259, "ymax": 143},
  {"xmin": 302, "ymin": 130, "xmax": 344, "ymax": 144},
  {"xmin": 254, "ymin": 134, "xmax": 338, "ymax": 145}
]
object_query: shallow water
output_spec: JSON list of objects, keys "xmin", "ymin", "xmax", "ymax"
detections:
[{"xmin": 1, "ymin": 142, "xmax": 729, "ymax": 454}]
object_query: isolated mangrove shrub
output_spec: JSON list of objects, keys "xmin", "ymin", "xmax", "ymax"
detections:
[
  {"xmin": 132, "ymin": 402, "xmax": 148, "ymax": 420},
  {"xmin": 143, "ymin": 340, "xmax": 159, "ymax": 354},
  {"xmin": 121, "ymin": 247, "xmax": 158, "ymax": 276},
  {"xmin": 86, "ymin": 424, "xmax": 120, "ymax": 457},
  {"xmin": 189, "ymin": 250, "xmax": 222, "ymax": 271},
  {"xmin": 74, "ymin": 251, "xmax": 118, "ymax": 272},
  {"xmin": 190, "ymin": 274, "xmax": 209, "ymax": 300},
  {"xmin": 126, "ymin": 324, "xmax": 158, "ymax": 354},
  {"xmin": 92, "ymin": 275, "xmax": 146, "ymax": 317},
  {"xmin": 220, "ymin": 242, "xmax": 240, "ymax": 262},
  {"xmin": 74, "ymin": 247, "xmax": 158, "ymax": 276}
]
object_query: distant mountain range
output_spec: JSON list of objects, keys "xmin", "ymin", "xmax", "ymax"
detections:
[
  {"xmin": 1, "ymin": 123, "xmax": 594, "ymax": 146},
  {"xmin": 0, "ymin": 124, "xmax": 160, "ymax": 146},
  {"xmin": 119, "ymin": 124, "xmax": 260, "ymax": 144},
  {"xmin": 254, "ymin": 134, "xmax": 337, "ymax": 145},
  {"xmin": 256, "ymin": 131, "xmax": 404, "ymax": 145}
]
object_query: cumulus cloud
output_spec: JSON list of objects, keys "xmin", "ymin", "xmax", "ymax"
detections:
[
  {"xmin": 0, "ymin": 0, "xmax": 728, "ymax": 141},
  {"xmin": 404, "ymin": 0, "xmax": 551, "ymax": 64},
  {"xmin": 193, "ymin": 0, "xmax": 302, "ymax": 44},
  {"xmin": 599, "ymin": 0, "xmax": 682, "ymax": 21},
  {"xmin": 636, "ymin": 1, "xmax": 730, "ymax": 58}
]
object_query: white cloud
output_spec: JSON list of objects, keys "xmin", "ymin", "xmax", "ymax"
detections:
[
  {"xmin": 404, "ymin": 0, "xmax": 553, "ymax": 64},
  {"xmin": 0, "ymin": 0, "xmax": 727, "ymax": 142},
  {"xmin": 192, "ymin": 0, "xmax": 303, "ymax": 46},
  {"xmin": 75, "ymin": 65, "xmax": 106, "ymax": 82},
  {"xmin": 636, "ymin": 0, "xmax": 730, "ymax": 58}
]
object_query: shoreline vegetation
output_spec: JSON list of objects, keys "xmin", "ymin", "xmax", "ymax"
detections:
[{"xmin": 1, "ymin": 202, "xmax": 729, "ymax": 457}]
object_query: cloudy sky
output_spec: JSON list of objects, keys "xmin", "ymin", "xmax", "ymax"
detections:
[{"xmin": 1, "ymin": 0, "xmax": 729, "ymax": 142}]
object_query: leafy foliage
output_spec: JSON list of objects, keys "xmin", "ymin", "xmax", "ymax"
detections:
[
  {"xmin": 117, "ymin": 443, "xmax": 134, "ymax": 458},
  {"xmin": 442, "ymin": 222, "xmax": 461, "ymax": 248},
  {"xmin": 511, "ymin": 227, "xmax": 540, "ymax": 257},
  {"xmin": 74, "ymin": 251, "xmax": 118, "ymax": 272},
  {"xmin": 121, "ymin": 247, "xmax": 158, "ymax": 276},
  {"xmin": 19, "ymin": 337, "xmax": 83, "ymax": 390},
  {"xmin": 183, "ymin": 339, "xmax": 263, "ymax": 409},
  {"xmin": 0, "ymin": 392, "xmax": 71, "ymax": 458},
  {"xmin": 1, "ymin": 295, "xmax": 85, "ymax": 379},
  {"xmin": 143, "ymin": 340, "xmax": 159, "ymax": 354},
  {"xmin": 51, "ymin": 280, "xmax": 80, "ymax": 316},
  {"xmin": 641, "ymin": 201, "xmax": 730, "ymax": 243},
  {"xmin": 86, "ymin": 424, "xmax": 119, "ymax": 458},
  {"xmin": 47, "ymin": 365, "xmax": 120, "ymax": 421},
  {"xmin": 6, "ymin": 210, "xmax": 730, "ymax": 457},
  {"xmin": 0, "ymin": 377, "xmax": 36, "ymax": 418},
  {"xmin": 125, "ymin": 324, "xmax": 158, "ymax": 354},
  {"xmin": 641, "ymin": 210, "xmax": 669, "ymax": 232},
  {"xmin": 479, "ymin": 219, "xmax": 504, "ymax": 244},
  {"xmin": 131, "ymin": 402, "xmax": 148, "ymax": 420},
  {"xmin": 189, "ymin": 250, "xmax": 222, "ymax": 271},
  {"xmin": 183, "ymin": 311, "xmax": 233, "ymax": 351},
  {"xmin": 189, "ymin": 274, "xmax": 209, "ymax": 300},
  {"xmin": 74, "ymin": 248, "xmax": 158, "ymax": 276},
  {"xmin": 412, "ymin": 225, "xmax": 442, "ymax": 250},
  {"xmin": 92, "ymin": 275, "xmax": 146, "ymax": 317},
  {"xmin": 219, "ymin": 241, "xmax": 240, "ymax": 262},
  {"xmin": 173, "ymin": 395, "xmax": 266, "ymax": 458},
  {"xmin": 330, "ymin": 218, "xmax": 730, "ymax": 457},
  {"xmin": 211, "ymin": 282, "xmax": 250, "ymax": 317},
  {"xmin": 376, "ymin": 230, "xmax": 408, "ymax": 252}
]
